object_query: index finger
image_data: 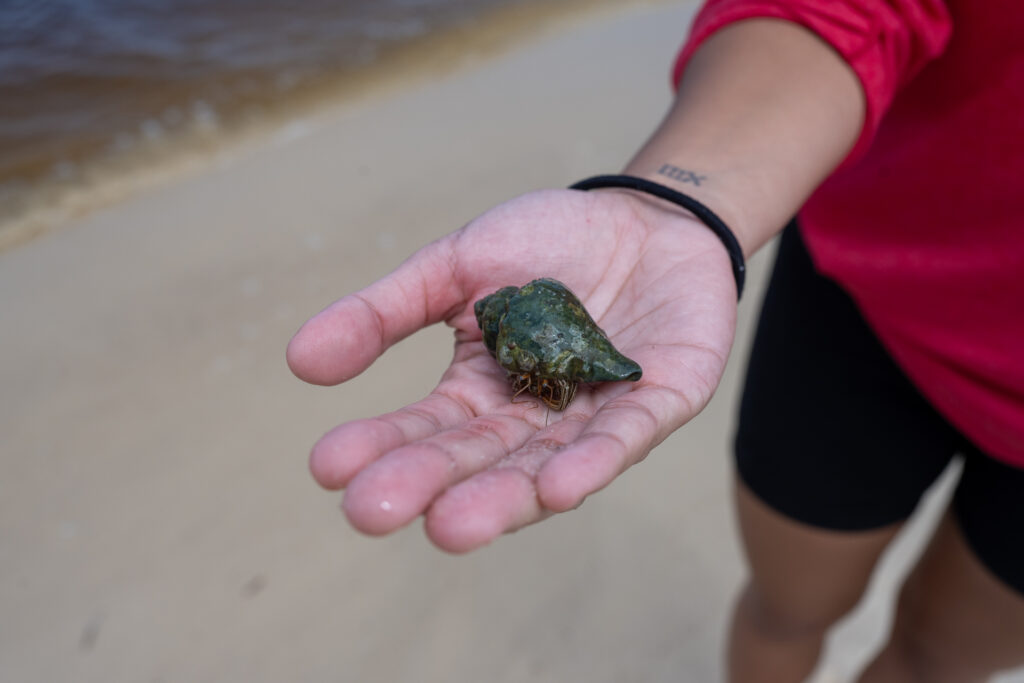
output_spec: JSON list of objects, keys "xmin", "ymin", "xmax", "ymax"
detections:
[{"xmin": 286, "ymin": 237, "xmax": 463, "ymax": 386}]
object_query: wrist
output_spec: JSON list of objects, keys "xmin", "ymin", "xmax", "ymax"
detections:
[
  {"xmin": 621, "ymin": 160, "xmax": 766, "ymax": 259},
  {"xmin": 570, "ymin": 174, "xmax": 746, "ymax": 298}
]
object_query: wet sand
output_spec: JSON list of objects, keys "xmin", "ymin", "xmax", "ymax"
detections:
[{"xmin": 0, "ymin": 2, "xmax": 987, "ymax": 681}]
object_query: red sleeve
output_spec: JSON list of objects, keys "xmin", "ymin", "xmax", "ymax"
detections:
[{"xmin": 672, "ymin": 0, "xmax": 952, "ymax": 162}]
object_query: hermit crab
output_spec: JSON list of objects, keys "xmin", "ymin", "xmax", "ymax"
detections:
[{"xmin": 473, "ymin": 278, "xmax": 642, "ymax": 411}]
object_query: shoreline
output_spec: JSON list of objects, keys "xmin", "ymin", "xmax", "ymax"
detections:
[{"xmin": 0, "ymin": 0, "xmax": 676, "ymax": 253}]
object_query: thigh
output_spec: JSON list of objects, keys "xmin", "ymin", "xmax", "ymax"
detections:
[
  {"xmin": 863, "ymin": 508, "xmax": 1024, "ymax": 681},
  {"xmin": 731, "ymin": 222, "xmax": 964, "ymax": 625},
  {"xmin": 736, "ymin": 222, "xmax": 960, "ymax": 531},
  {"xmin": 900, "ymin": 450, "xmax": 1024, "ymax": 678},
  {"xmin": 953, "ymin": 449, "xmax": 1024, "ymax": 596},
  {"xmin": 733, "ymin": 478, "xmax": 901, "ymax": 629},
  {"xmin": 736, "ymin": 223, "xmax": 1024, "ymax": 678}
]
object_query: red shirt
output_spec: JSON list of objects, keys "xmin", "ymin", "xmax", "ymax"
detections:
[{"xmin": 675, "ymin": 1, "xmax": 1024, "ymax": 467}]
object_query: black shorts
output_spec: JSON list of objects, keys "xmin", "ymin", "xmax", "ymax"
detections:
[{"xmin": 736, "ymin": 222, "xmax": 1024, "ymax": 595}]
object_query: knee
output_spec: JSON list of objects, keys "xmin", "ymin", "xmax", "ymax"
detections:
[{"xmin": 880, "ymin": 582, "xmax": 973, "ymax": 682}]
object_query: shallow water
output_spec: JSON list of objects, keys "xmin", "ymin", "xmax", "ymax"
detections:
[{"xmin": 0, "ymin": 0, "xmax": 530, "ymax": 222}]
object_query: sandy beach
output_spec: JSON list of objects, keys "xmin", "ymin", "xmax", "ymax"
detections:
[{"xmin": 0, "ymin": 2, "xmax": 994, "ymax": 681}]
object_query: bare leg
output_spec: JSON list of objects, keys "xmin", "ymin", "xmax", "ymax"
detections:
[
  {"xmin": 857, "ymin": 513, "xmax": 1024, "ymax": 682},
  {"xmin": 728, "ymin": 479, "xmax": 902, "ymax": 683}
]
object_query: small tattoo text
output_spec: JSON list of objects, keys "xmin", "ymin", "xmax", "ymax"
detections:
[{"xmin": 657, "ymin": 164, "xmax": 706, "ymax": 187}]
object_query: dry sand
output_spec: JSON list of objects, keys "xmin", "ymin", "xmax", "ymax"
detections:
[{"xmin": 1, "ymin": 2, "xmax": 1007, "ymax": 681}]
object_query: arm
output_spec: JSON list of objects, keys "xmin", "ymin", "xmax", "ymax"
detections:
[
  {"xmin": 623, "ymin": 18, "xmax": 864, "ymax": 257},
  {"xmin": 287, "ymin": 19, "xmax": 865, "ymax": 552}
]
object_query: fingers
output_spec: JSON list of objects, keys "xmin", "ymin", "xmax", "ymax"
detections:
[
  {"xmin": 423, "ymin": 415, "xmax": 587, "ymax": 553},
  {"xmin": 424, "ymin": 468, "xmax": 549, "ymax": 554},
  {"xmin": 420, "ymin": 392, "xmax": 676, "ymax": 553},
  {"xmin": 341, "ymin": 413, "xmax": 538, "ymax": 536},
  {"xmin": 337, "ymin": 386, "xmax": 691, "ymax": 553},
  {"xmin": 535, "ymin": 385, "xmax": 693, "ymax": 512},
  {"xmin": 309, "ymin": 393, "xmax": 473, "ymax": 490},
  {"xmin": 286, "ymin": 239, "xmax": 462, "ymax": 386}
]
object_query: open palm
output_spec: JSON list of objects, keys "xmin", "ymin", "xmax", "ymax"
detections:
[{"xmin": 287, "ymin": 188, "xmax": 739, "ymax": 552}]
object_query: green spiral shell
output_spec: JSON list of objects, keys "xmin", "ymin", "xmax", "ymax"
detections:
[{"xmin": 473, "ymin": 278, "xmax": 642, "ymax": 388}]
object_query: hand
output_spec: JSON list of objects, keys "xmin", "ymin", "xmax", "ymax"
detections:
[{"xmin": 287, "ymin": 188, "xmax": 738, "ymax": 552}]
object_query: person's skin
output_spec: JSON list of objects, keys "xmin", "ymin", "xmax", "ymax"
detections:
[
  {"xmin": 288, "ymin": 17, "xmax": 1024, "ymax": 683},
  {"xmin": 288, "ymin": 16, "xmax": 859, "ymax": 555}
]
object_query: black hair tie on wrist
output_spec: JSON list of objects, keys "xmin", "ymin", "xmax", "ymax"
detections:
[{"xmin": 569, "ymin": 174, "xmax": 746, "ymax": 299}]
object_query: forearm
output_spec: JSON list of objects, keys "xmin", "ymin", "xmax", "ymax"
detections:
[{"xmin": 624, "ymin": 18, "xmax": 864, "ymax": 257}]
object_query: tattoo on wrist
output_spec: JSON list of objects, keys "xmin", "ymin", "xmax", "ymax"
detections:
[{"xmin": 657, "ymin": 164, "xmax": 706, "ymax": 187}]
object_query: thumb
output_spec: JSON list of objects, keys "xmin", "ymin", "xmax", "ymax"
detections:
[{"xmin": 287, "ymin": 238, "xmax": 462, "ymax": 386}]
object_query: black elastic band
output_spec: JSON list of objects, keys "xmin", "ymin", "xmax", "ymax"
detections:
[{"xmin": 569, "ymin": 174, "xmax": 746, "ymax": 299}]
